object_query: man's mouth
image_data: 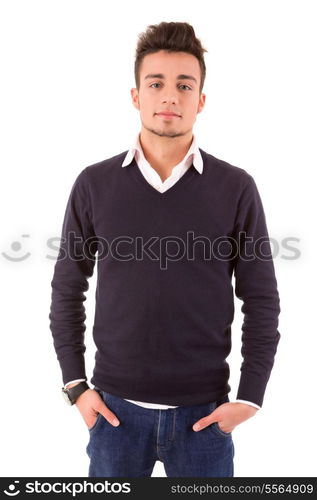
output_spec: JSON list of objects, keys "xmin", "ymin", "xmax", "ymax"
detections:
[{"xmin": 156, "ymin": 112, "xmax": 181, "ymax": 118}]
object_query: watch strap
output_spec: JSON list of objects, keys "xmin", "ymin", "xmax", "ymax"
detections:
[{"xmin": 63, "ymin": 381, "xmax": 90, "ymax": 404}]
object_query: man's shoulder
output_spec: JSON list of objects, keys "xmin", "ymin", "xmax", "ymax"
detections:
[
  {"xmin": 200, "ymin": 148, "xmax": 253, "ymax": 183},
  {"xmin": 84, "ymin": 150, "xmax": 128, "ymax": 177},
  {"xmin": 71, "ymin": 150, "xmax": 128, "ymax": 191}
]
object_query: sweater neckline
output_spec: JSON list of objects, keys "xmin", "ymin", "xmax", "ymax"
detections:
[{"xmin": 128, "ymin": 148, "xmax": 205, "ymax": 198}]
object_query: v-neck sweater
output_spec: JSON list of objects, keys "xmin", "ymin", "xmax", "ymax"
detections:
[{"xmin": 49, "ymin": 148, "xmax": 281, "ymax": 407}]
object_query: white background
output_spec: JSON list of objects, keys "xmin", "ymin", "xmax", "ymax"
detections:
[{"xmin": 1, "ymin": 0, "xmax": 316, "ymax": 477}]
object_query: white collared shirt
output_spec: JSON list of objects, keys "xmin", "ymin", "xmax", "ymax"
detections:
[{"xmin": 121, "ymin": 132, "xmax": 203, "ymax": 192}]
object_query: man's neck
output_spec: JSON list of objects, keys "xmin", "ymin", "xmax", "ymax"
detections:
[{"xmin": 139, "ymin": 129, "xmax": 194, "ymax": 182}]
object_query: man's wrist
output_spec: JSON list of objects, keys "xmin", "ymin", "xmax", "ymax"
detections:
[
  {"xmin": 62, "ymin": 381, "xmax": 90, "ymax": 405},
  {"xmin": 66, "ymin": 382, "xmax": 82, "ymax": 389},
  {"xmin": 64, "ymin": 378, "xmax": 87, "ymax": 389},
  {"xmin": 234, "ymin": 399, "xmax": 261, "ymax": 410}
]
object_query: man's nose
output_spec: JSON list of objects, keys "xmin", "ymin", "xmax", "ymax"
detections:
[
  {"xmin": 161, "ymin": 87, "xmax": 179, "ymax": 104},
  {"xmin": 161, "ymin": 95, "xmax": 178, "ymax": 104}
]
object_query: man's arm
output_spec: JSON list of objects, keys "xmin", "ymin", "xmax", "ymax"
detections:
[
  {"xmin": 49, "ymin": 167, "xmax": 98, "ymax": 386},
  {"xmin": 192, "ymin": 177, "xmax": 279, "ymax": 432},
  {"xmin": 233, "ymin": 173, "xmax": 281, "ymax": 408}
]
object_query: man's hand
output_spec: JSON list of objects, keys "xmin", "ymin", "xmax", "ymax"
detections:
[
  {"xmin": 72, "ymin": 387, "xmax": 120, "ymax": 429},
  {"xmin": 192, "ymin": 402, "xmax": 258, "ymax": 433}
]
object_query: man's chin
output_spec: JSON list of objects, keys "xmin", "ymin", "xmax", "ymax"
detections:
[{"xmin": 144, "ymin": 125, "xmax": 184, "ymax": 139}]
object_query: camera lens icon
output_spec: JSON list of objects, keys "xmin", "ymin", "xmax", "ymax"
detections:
[{"xmin": 3, "ymin": 481, "xmax": 20, "ymax": 496}]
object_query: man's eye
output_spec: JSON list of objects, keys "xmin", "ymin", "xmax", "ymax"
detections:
[{"xmin": 149, "ymin": 83, "xmax": 191, "ymax": 90}]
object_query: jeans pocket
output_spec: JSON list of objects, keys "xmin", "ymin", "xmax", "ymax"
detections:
[
  {"xmin": 213, "ymin": 421, "xmax": 232, "ymax": 437},
  {"xmin": 88, "ymin": 389, "xmax": 107, "ymax": 433},
  {"xmin": 208, "ymin": 399, "xmax": 232, "ymax": 437},
  {"xmin": 88, "ymin": 411, "xmax": 103, "ymax": 433}
]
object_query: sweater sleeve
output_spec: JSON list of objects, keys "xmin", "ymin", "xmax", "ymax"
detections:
[
  {"xmin": 49, "ymin": 168, "xmax": 98, "ymax": 386},
  {"xmin": 233, "ymin": 174, "xmax": 281, "ymax": 408}
]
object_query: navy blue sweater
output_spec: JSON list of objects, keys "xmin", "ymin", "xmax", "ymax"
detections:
[{"xmin": 49, "ymin": 148, "xmax": 281, "ymax": 407}]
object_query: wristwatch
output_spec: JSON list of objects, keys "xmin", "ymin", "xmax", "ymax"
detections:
[{"xmin": 62, "ymin": 381, "xmax": 90, "ymax": 405}]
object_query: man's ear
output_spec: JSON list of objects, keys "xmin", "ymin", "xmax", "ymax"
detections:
[
  {"xmin": 197, "ymin": 93, "xmax": 206, "ymax": 114},
  {"xmin": 130, "ymin": 88, "xmax": 140, "ymax": 111}
]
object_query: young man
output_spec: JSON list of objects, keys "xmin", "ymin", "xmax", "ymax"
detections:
[{"xmin": 49, "ymin": 22, "xmax": 281, "ymax": 477}]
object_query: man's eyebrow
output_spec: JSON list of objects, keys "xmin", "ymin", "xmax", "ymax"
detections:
[{"xmin": 144, "ymin": 73, "xmax": 197, "ymax": 84}]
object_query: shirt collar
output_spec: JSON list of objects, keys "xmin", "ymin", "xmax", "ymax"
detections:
[{"xmin": 122, "ymin": 132, "xmax": 203, "ymax": 174}]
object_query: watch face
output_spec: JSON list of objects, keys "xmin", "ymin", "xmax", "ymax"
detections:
[{"xmin": 62, "ymin": 388, "xmax": 73, "ymax": 405}]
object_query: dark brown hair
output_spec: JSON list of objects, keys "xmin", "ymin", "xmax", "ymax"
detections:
[{"xmin": 134, "ymin": 22, "xmax": 208, "ymax": 94}]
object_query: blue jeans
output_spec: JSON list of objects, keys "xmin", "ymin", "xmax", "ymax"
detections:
[{"xmin": 86, "ymin": 388, "xmax": 235, "ymax": 477}]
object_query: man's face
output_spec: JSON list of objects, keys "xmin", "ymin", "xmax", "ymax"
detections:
[{"xmin": 131, "ymin": 50, "xmax": 206, "ymax": 138}]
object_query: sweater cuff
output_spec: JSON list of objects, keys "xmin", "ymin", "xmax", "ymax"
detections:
[
  {"xmin": 58, "ymin": 354, "xmax": 87, "ymax": 387},
  {"xmin": 236, "ymin": 370, "xmax": 269, "ymax": 408}
]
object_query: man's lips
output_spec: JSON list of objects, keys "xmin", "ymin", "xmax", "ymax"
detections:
[{"xmin": 156, "ymin": 112, "xmax": 181, "ymax": 118}]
